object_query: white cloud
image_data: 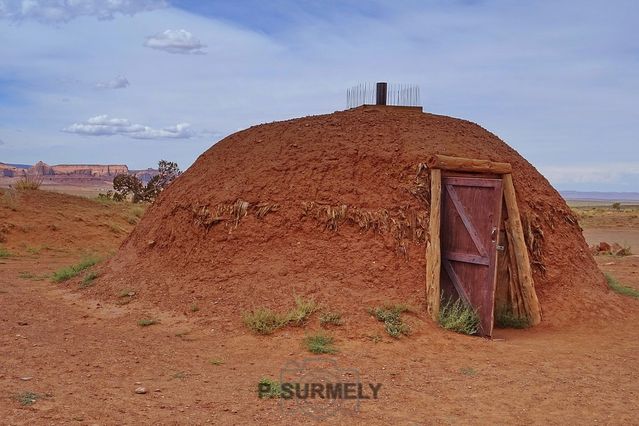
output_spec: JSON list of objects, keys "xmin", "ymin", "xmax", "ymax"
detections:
[
  {"xmin": 143, "ymin": 29, "xmax": 206, "ymax": 54},
  {"xmin": 95, "ymin": 75, "xmax": 129, "ymax": 89},
  {"xmin": 63, "ymin": 115, "xmax": 193, "ymax": 140},
  {"xmin": 0, "ymin": 0, "xmax": 165, "ymax": 23},
  {"xmin": 541, "ymin": 163, "xmax": 639, "ymax": 184}
]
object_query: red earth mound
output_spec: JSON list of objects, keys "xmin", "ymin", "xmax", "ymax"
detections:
[{"xmin": 94, "ymin": 106, "xmax": 611, "ymax": 328}]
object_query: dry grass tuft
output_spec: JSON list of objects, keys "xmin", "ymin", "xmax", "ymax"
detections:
[
  {"xmin": 14, "ymin": 174, "xmax": 43, "ymax": 190},
  {"xmin": 301, "ymin": 202, "xmax": 428, "ymax": 248},
  {"xmin": 243, "ymin": 296, "xmax": 319, "ymax": 334},
  {"xmin": 193, "ymin": 200, "xmax": 279, "ymax": 229},
  {"xmin": 369, "ymin": 303, "xmax": 412, "ymax": 338}
]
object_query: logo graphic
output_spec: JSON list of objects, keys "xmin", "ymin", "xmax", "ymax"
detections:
[{"xmin": 265, "ymin": 358, "xmax": 382, "ymax": 420}]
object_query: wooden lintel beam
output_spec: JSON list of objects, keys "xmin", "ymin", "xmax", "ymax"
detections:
[{"xmin": 426, "ymin": 154, "xmax": 512, "ymax": 174}]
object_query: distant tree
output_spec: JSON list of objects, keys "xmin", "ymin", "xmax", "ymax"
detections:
[
  {"xmin": 107, "ymin": 160, "xmax": 181, "ymax": 203},
  {"xmin": 142, "ymin": 160, "xmax": 181, "ymax": 201},
  {"xmin": 113, "ymin": 174, "xmax": 144, "ymax": 202},
  {"xmin": 612, "ymin": 202, "xmax": 621, "ymax": 211}
]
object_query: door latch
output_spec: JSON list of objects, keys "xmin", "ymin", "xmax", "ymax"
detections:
[{"xmin": 496, "ymin": 245, "xmax": 505, "ymax": 251}]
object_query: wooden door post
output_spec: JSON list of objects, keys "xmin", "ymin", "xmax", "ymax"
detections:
[
  {"xmin": 426, "ymin": 168, "xmax": 442, "ymax": 320},
  {"xmin": 502, "ymin": 173, "xmax": 542, "ymax": 325}
]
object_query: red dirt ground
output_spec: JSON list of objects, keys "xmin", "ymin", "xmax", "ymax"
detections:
[{"xmin": 1, "ymin": 190, "xmax": 638, "ymax": 423}]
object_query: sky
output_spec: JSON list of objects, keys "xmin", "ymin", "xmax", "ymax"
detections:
[{"xmin": 0, "ymin": 0, "xmax": 637, "ymax": 192}]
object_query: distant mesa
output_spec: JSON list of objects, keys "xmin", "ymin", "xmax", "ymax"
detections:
[{"xmin": 0, "ymin": 161, "xmax": 157, "ymax": 183}]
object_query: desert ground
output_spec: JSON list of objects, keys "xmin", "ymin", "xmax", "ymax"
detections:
[{"xmin": 1, "ymin": 189, "xmax": 637, "ymax": 424}]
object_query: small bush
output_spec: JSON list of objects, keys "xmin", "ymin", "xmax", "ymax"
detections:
[
  {"xmin": 138, "ymin": 318, "xmax": 158, "ymax": 327},
  {"xmin": 0, "ymin": 246, "xmax": 11, "ymax": 258},
  {"xmin": 243, "ymin": 307, "xmax": 288, "ymax": 335},
  {"xmin": 80, "ymin": 271, "xmax": 99, "ymax": 288},
  {"xmin": 243, "ymin": 296, "xmax": 318, "ymax": 334},
  {"xmin": 0, "ymin": 189, "xmax": 18, "ymax": 210},
  {"xmin": 438, "ymin": 298, "xmax": 480, "ymax": 335},
  {"xmin": 26, "ymin": 246, "xmax": 42, "ymax": 255},
  {"xmin": 190, "ymin": 304, "xmax": 199, "ymax": 312},
  {"xmin": 494, "ymin": 308, "xmax": 530, "ymax": 329},
  {"xmin": 303, "ymin": 332, "xmax": 337, "ymax": 354},
  {"xmin": 612, "ymin": 202, "xmax": 621, "ymax": 211},
  {"xmin": 257, "ymin": 378, "xmax": 282, "ymax": 399},
  {"xmin": 95, "ymin": 192, "xmax": 119, "ymax": 204},
  {"xmin": 285, "ymin": 296, "xmax": 318, "ymax": 326},
  {"xmin": 605, "ymin": 273, "xmax": 639, "ymax": 299},
  {"xmin": 209, "ymin": 359, "xmax": 224, "ymax": 366},
  {"xmin": 14, "ymin": 175, "xmax": 43, "ymax": 191},
  {"xmin": 51, "ymin": 256, "xmax": 100, "ymax": 283},
  {"xmin": 320, "ymin": 311, "xmax": 343, "ymax": 326},
  {"xmin": 16, "ymin": 391, "xmax": 41, "ymax": 406},
  {"xmin": 369, "ymin": 304, "xmax": 411, "ymax": 338}
]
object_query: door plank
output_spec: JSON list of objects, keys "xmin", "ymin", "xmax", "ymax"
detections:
[
  {"xmin": 443, "ymin": 251, "xmax": 490, "ymax": 266},
  {"xmin": 442, "ymin": 259, "xmax": 472, "ymax": 306},
  {"xmin": 445, "ymin": 184, "xmax": 488, "ymax": 258}
]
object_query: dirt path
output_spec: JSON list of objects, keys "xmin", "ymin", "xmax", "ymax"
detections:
[{"xmin": 1, "ymin": 252, "xmax": 638, "ymax": 424}]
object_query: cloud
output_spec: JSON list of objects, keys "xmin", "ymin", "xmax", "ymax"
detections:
[
  {"xmin": 0, "ymin": 0, "xmax": 166, "ymax": 23},
  {"xmin": 541, "ymin": 163, "xmax": 639, "ymax": 184},
  {"xmin": 63, "ymin": 115, "xmax": 193, "ymax": 140},
  {"xmin": 143, "ymin": 29, "xmax": 206, "ymax": 54},
  {"xmin": 95, "ymin": 75, "xmax": 129, "ymax": 89}
]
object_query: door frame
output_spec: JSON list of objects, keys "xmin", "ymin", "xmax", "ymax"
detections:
[{"xmin": 423, "ymin": 154, "xmax": 542, "ymax": 330}]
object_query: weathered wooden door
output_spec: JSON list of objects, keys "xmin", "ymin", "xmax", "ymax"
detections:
[{"xmin": 440, "ymin": 176, "xmax": 503, "ymax": 336}]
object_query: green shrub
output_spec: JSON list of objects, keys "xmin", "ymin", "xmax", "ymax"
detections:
[
  {"xmin": 285, "ymin": 296, "xmax": 318, "ymax": 326},
  {"xmin": 369, "ymin": 304, "xmax": 411, "ymax": 338},
  {"xmin": 494, "ymin": 308, "xmax": 530, "ymax": 329},
  {"xmin": 51, "ymin": 256, "xmax": 100, "ymax": 283},
  {"xmin": 303, "ymin": 332, "xmax": 337, "ymax": 354},
  {"xmin": 243, "ymin": 296, "xmax": 318, "ymax": 334},
  {"xmin": 0, "ymin": 246, "xmax": 11, "ymax": 258},
  {"xmin": 16, "ymin": 391, "xmax": 41, "ymax": 406},
  {"xmin": 605, "ymin": 273, "xmax": 639, "ymax": 298},
  {"xmin": 14, "ymin": 175, "xmax": 42, "ymax": 191},
  {"xmin": 257, "ymin": 378, "xmax": 281, "ymax": 399},
  {"xmin": 80, "ymin": 271, "xmax": 99, "ymax": 288},
  {"xmin": 243, "ymin": 307, "xmax": 288, "ymax": 335},
  {"xmin": 438, "ymin": 298, "xmax": 479, "ymax": 335},
  {"xmin": 320, "ymin": 311, "xmax": 343, "ymax": 326}
]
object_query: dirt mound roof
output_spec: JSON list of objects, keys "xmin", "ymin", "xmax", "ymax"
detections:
[{"xmin": 98, "ymin": 106, "xmax": 605, "ymax": 326}]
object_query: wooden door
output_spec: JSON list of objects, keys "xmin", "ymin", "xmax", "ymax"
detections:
[{"xmin": 440, "ymin": 176, "xmax": 503, "ymax": 336}]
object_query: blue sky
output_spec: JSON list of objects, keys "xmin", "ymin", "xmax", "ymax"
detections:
[{"xmin": 0, "ymin": 0, "xmax": 637, "ymax": 191}]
